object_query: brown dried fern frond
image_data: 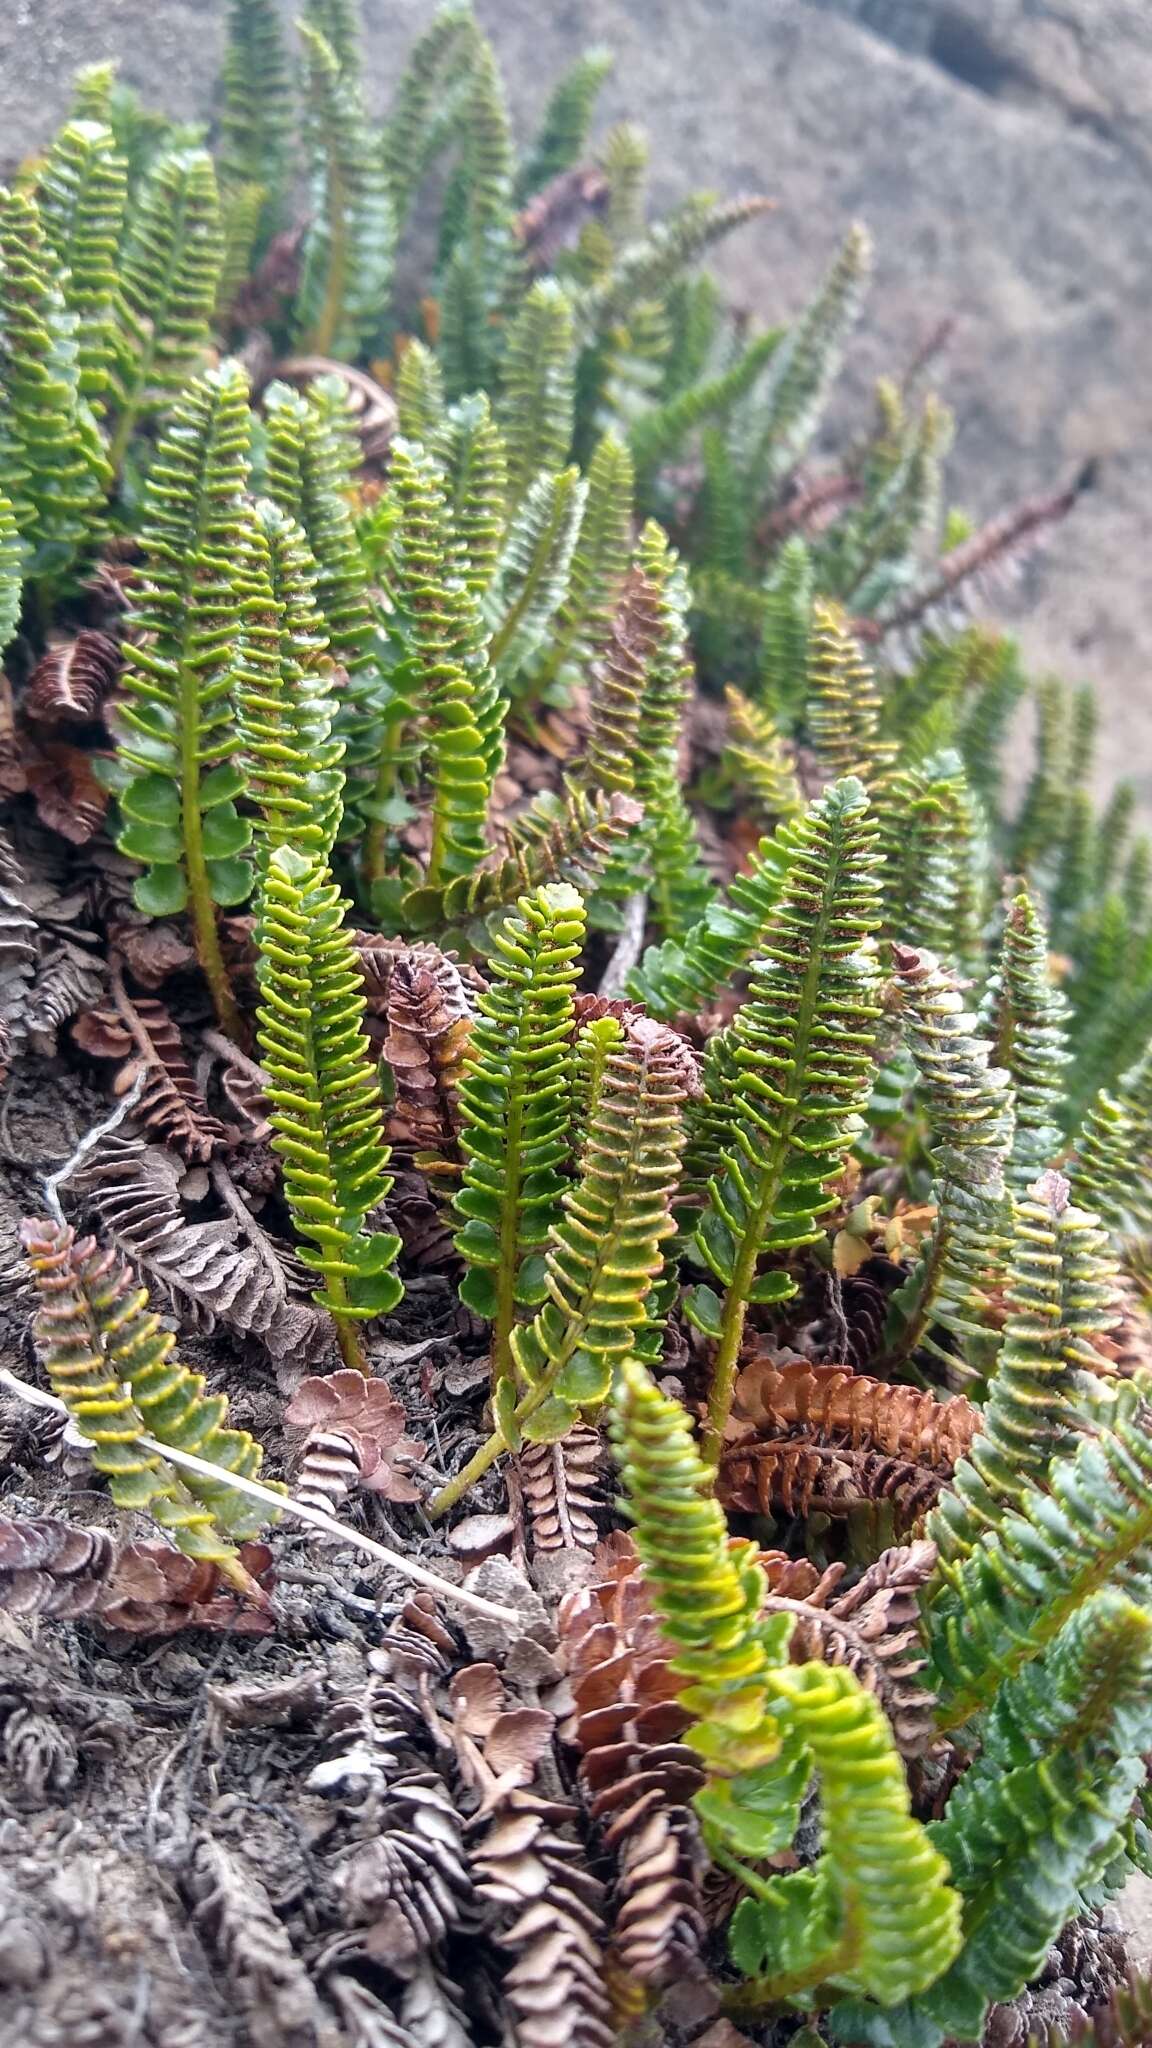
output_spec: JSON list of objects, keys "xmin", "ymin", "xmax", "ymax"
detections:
[
  {"xmin": 718, "ymin": 1436, "xmax": 943, "ymax": 1528},
  {"xmin": 23, "ymin": 630, "xmax": 121, "ymax": 726},
  {"xmin": 558, "ymin": 1533, "xmax": 708, "ymax": 2000},
  {"xmin": 0, "ymin": 1513, "xmax": 116, "ymax": 1617},
  {"xmin": 764, "ymin": 1538, "xmax": 939, "ymax": 1757},
  {"xmin": 518, "ymin": 1427, "xmax": 604, "ymax": 1555},
  {"xmin": 733, "ymin": 1356, "xmax": 979, "ymax": 1472},
  {"xmin": 284, "ymin": 1369, "xmax": 425, "ymax": 1512},
  {"xmin": 368, "ymin": 944, "xmax": 475, "ymax": 1166}
]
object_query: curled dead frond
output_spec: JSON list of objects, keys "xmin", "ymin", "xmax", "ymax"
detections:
[
  {"xmin": 72, "ymin": 980, "xmax": 224, "ymax": 1163},
  {"xmin": 359, "ymin": 939, "xmax": 475, "ymax": 1165},
  {"xmin": 717, "ymin": 1437, "xmax": 943, "ymax": 1529},
  {"xmin": 763, "ymin": 1539, "xmax": 940, "ymax": 1757}
]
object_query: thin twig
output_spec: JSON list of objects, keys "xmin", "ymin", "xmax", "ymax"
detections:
[
  {"xmin": 0, "ymin": 1367, "xmax": 522, "ymax": 1627},
  {"xmin": 41, "ymin": 1071, "xmax": 145, "ymax": 1225},
  {"xmin": 598, "ymin": 890, "xmax": 648, "ymax": 998}
]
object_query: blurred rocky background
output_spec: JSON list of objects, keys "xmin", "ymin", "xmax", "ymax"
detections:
[{"xmin": 5, "ymin": 0, "xmax": 1150, "ymax": 795}]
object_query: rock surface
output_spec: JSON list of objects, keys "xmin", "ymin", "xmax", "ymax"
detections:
[{"xmin": 3, "ymin": 0, "xmax": 1151, "ymax": 797}]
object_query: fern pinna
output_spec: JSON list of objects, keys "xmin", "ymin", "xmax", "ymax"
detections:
[
  {"xmin": 431, "ymin": 1008, "xmax": 695, "ymax": 1515},
  {"xmin": 687, "ymin": 777, "xmax": 883, "ymax": 1461},
  {"xmin": 612, "ymin": 1357, "xmax": 961, "ymax": 2012},
  {"xmin": 452, "ymin": 884, "xmax": 585, "ymax": 1393},
  {"xmin": 22, "ymin": 1219, "xmax": 268, "ymax": 1591},
  {"xmin": 256, "ymin": 844, "xmax": 402, "ymax": 1371},
  {"xmin": 107, "ymin": 360, "xmax": 253, "ymax": 1040}
]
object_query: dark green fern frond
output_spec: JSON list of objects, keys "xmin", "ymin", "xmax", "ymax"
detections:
[
  {"xmin": 396, "ymin": 338, "xmax": 447, "ymax": 447},
  {"xmin": 599, "ymin": 121, "xmax": 649, "ymax": 250},
  {"xmin": 631, "ymin": 521, "xmax": 711, "ymax": 936},
  {"xmin": 582, "ymin": 192, "xmax": 775, "ymax": 339},
  {"xmin": 626, "ymin": 820, "xmax": 793, "ymax": 1020},
  {"xmin": 980, "ymin": 885, "xmax": 1071, "ymax": 1188},
  {"xmin": 1013, "ymin": 677, "xmax": 1077, "ymax": 875},
  {"xmin": 529, "ymin": 427, "xmax": 634, "ymax": 695},
  {"xmin": 805, "ymin": 600, "xmax": 896, "ymax": 788},
  {"xmin": 381, "ymin": 2, "xmax": 477, "ymax": 228},
  {"xmin": 35, "ymin": 118, "xmax": 127, "ymax": 407},
  {"xmin": 215, "ymin": 180, "xmax": 265, "ymax": 325},
  {"xmin": 108, "ymin": 361, "xmax": 252, "ymax": 1038},
  {"xmin": 217, "ymin": 0, "xmax": 294, "ymax": 234},
  {"xmin": 877, "ymin": 750, "xmax": 973, "ymax": 957},
  {"xmin": 954, "ymin": 631, "xmax": 1028, "ymax": 818},
  {"xmin": 930, "ymin": 1170, "xmax": 1099, "ymax": 1567},
  {"xmin": 885, "ymin": 944, "xmax": 1014, "ymax": 1368},
  {"xmin": 487, "ymin": 462, "xmax": 586, "ymax": 689},
  {"xmin": 745, "ymin": 222, "xmax": 870, "ymax": 491},
  {"xmin": 389, "ymin": 436, "xmax": 493, "ymax": 883},
  {"xmin": 0, "ymin": 186, "xmax": 108, "ymax": 574},
  {"xmin": 437, "ymin": 31, "xmax": 516, "ymax": 398},
  {"xmin": 295, "ymin": 20, "xmax": 395, "ymax": 358},
  {"xmin": 516, "ymin": 46, "xmax": 613, "ymax": 200},
  {"xmin": 23, "ymin": 1219, "xmax": 269, "ymax": 1576},
  {"xmin": 452, "ymin": 883, "xmax": 585, "ymax": 1388},
  {"xmin": 852, "ymin": 1594, "xmax": 1152, "ymax": 2048},
  {"xmin": 628, "ymin": 323, "xmax": 783, "ymax": 485},
  {"xmin": 256, "ymin": 844, "xmax": 401, "ymax": 1366},
  {"xmin": 759, "ymin": 534, "xmax": 814, "ymax": 731},
  {"xmin": 690, "ymin": 778, "xmax": 883, "ymax": 1458},
  {"xmin": 299, "ymin": 0, "xmax": 360, "ymax": 73},
  {"xmin": 613, "ymin": 1358, "xmax": 961, "ymax": 2010},
  {"xmin": 70, "ymin": 61, "xmax": 117, "ymax": 125},
  {"xmin": 1071, "ymin": 1041, "xmax": 1152, "ymax": 1236},
  {"xmin": 499, "ymin": 278, "xmax": 576, "ymax": 507},
  {"xmin": 432, "ymin": 391, "xmax": 508, "ymax": 596},
  {"xmin": 109, "ymin": 147, "xmax": 223, "ymax": 466},
  {"xmin": 234, "ymin": 498, "xmax": 344, "ymax": 866},
  {"xmin": 924, "ymin": 1366, "xmax": 1152, "ymax": 1731},
  {"xmin": 429, "ymin": 1011, "xmax": 694, "ymax": 1513}
]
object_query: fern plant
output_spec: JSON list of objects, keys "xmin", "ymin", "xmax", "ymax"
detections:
[
  {"xmin": 34, "ymin": 117, "xmax": 127, "ymax": 408},
  {"xmin": 295, "ymin": 18, "xmax": 394, "ymax": 358},
  {"xmin": 255, "ymin": 844, "xmax": 402, "ymax": 1369},
  {"xmin": 106, "ymin": 361, "xmax": 253, "ymax": 1039},
  {"xmin": 108, "ymin": 147, "xmax": 224, "ymax": 467},
  {"xmin": 687, "ymin": 777, "xmax": 883, "ymax": 1460}
]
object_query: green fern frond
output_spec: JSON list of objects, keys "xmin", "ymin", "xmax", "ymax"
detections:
[
  {"xmin": 432, "ymin": 391, "xmax": 508, "ymax": 596},
  {"xmin": 396, "ymin": 338, "xmax": 447, "ymax": 446},
  {"xmin": 759, "ymin": 535, "xmax": 814, "ymax": 731},
  {"xmin": 599, "ymin": 122, "xmax": 649, "ymax": 250},
  {"xmin": 299, "ymin": 0, "xmax": 360, "ymax": 72},
  {"xmin": 234, "ymin": 498, "xmax": 344, "ymax": 866},
  {"xmin": 215, "ymin": 180, "xmax": 265, "ymax": 324},
  {"xmin": 631, "ymin": 520, "xmax": 712, "ymax": 936},
  {"xmin": 924, "ymin": 1368, "xmax": 1152, "ymax": 1725},
  {"xmin": 929, "ymin": 1170, "xmax": 1102, "ymax": 1567},
  {"xmin": 805, "ymin": 600, "xmax": 895, "ymax": 788},
  {"xmin": 0, "ymin": 186, "xmax": 108, "ymax": 573},
  {"xmin": 0, "ymin": 490, "xmax": 23, "ymax": 653},
  {"xmin": 499, "ymin": 278, "xmax": 576, "ymax": 507},
  {"xmin": 843, "ymin": 1594, "xmax": 1152, "ymax": 2047},
  {"xmin": 885, "ymin": 944, "xmax": 1013, "ymax": 1367},
  {"xmin": 35, "ymin": 118, "xmax": 127, "ymax": 407},
  {"xmin": 295, "ymin": 20, "xmax": 395, "ymax": 358},
  {"xmin": 583, "ymin": 192, "xmax": 775, "ymax": 338},
  {"xmin": 217, "ymin": 0, "xmax": 294, "ymax": 232},
  {"xmin": 724, "ymin": 687, "xmax": 804, "ymax": 820},
  {"xmin": 660, "ymin": 273, "xmax": 722, "ymax": 401},
  {"xmin": 437, "ymin": 31, "xmax": 516, "ymax": 398},
  {"xmin": 256, "ymin": 844, "xmax": 401, "ymax": 1366},
  {"xmin": 979, "ymin": 885, "xmax": 1071, "ymax": 1188},
  {"xmin": 745, "ymin": 222, "xmax": 870, "ymax": 490},
  {"xmin": 70, "ymin": 61, "xmax": 117, "ymax": 125},
  {"xmin": 1013, "ymin": 677, "xmax": 1077, "ymax": 874},
  {"xmin": 613, "ymin": 1358, "xmax": 961, "ymax": 2010},
  {"xmin": 487, "ymin": 462, "xmax": 586, "ymax": 688},
  {"xmin": 109, "ymin": 361, "xmax": 252, "ymax": 1038},
  {"xmin": 263, "ymin": 376, "xmax": 373, "ymax": 669},
  {"xmin": 954, "ymin": 632, "xmax": 1028, "ymax": 818},
  {"xmin": 1093, "ymin": 781, "xmax": 1137, "ymax": 900},
  {"xmin": 878, "ymin": 750, "xmax": 985, "ymax": 966},
  {"xmin": 389, "ymin": 436, "xmax": 493, "ymax": 882},
  {"xmin": 516, "ymin": 46, "xmax": 613, "ymax": 200},
  {"xmin": 22, "ymin": 1219, "xmax": 269, "ymax": 1573},
  {"xmin": 577, "ymin": 562, "xmax": 662, "ymax": 796},
  {"xmin": 1071, "ymin": 1041, "xmax": 1152, "ymax": 1236},
  {"xmin": 626, "ymin": 820, "xmax": 792, "ymax": 1020},
  {"xmin": 401, "ymin": 784, "xmax": 642, "ymax": 939},
  {"xmin": 820, "ymin": 388, "xmax": 952, "ymax": 618},
  {"xmin": 529, "ymin": 427, "xmax": 633, "ymax": 694},
  {"xmin": 628, "ymin": 324, "xmax": 783, "ymax": 483},
  {"xmin": 109, "ymin": 147, "xmax": 223, "ymax": 466},
  {"xmin": 381, "ymin": 2, "xmax": 476, "ymax": 227},
  {"xmin": 452, "ymin": 883, "xmax": 585, "ymax": 1388},
  {"xmin": 690, "ymin": 778, "xmax": 883, "ymax": 1458}
]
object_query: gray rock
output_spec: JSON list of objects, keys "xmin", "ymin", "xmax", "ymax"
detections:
[{"xmin": 4, "ymin": 0, "xmax": 1150, "ymax": 798}]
